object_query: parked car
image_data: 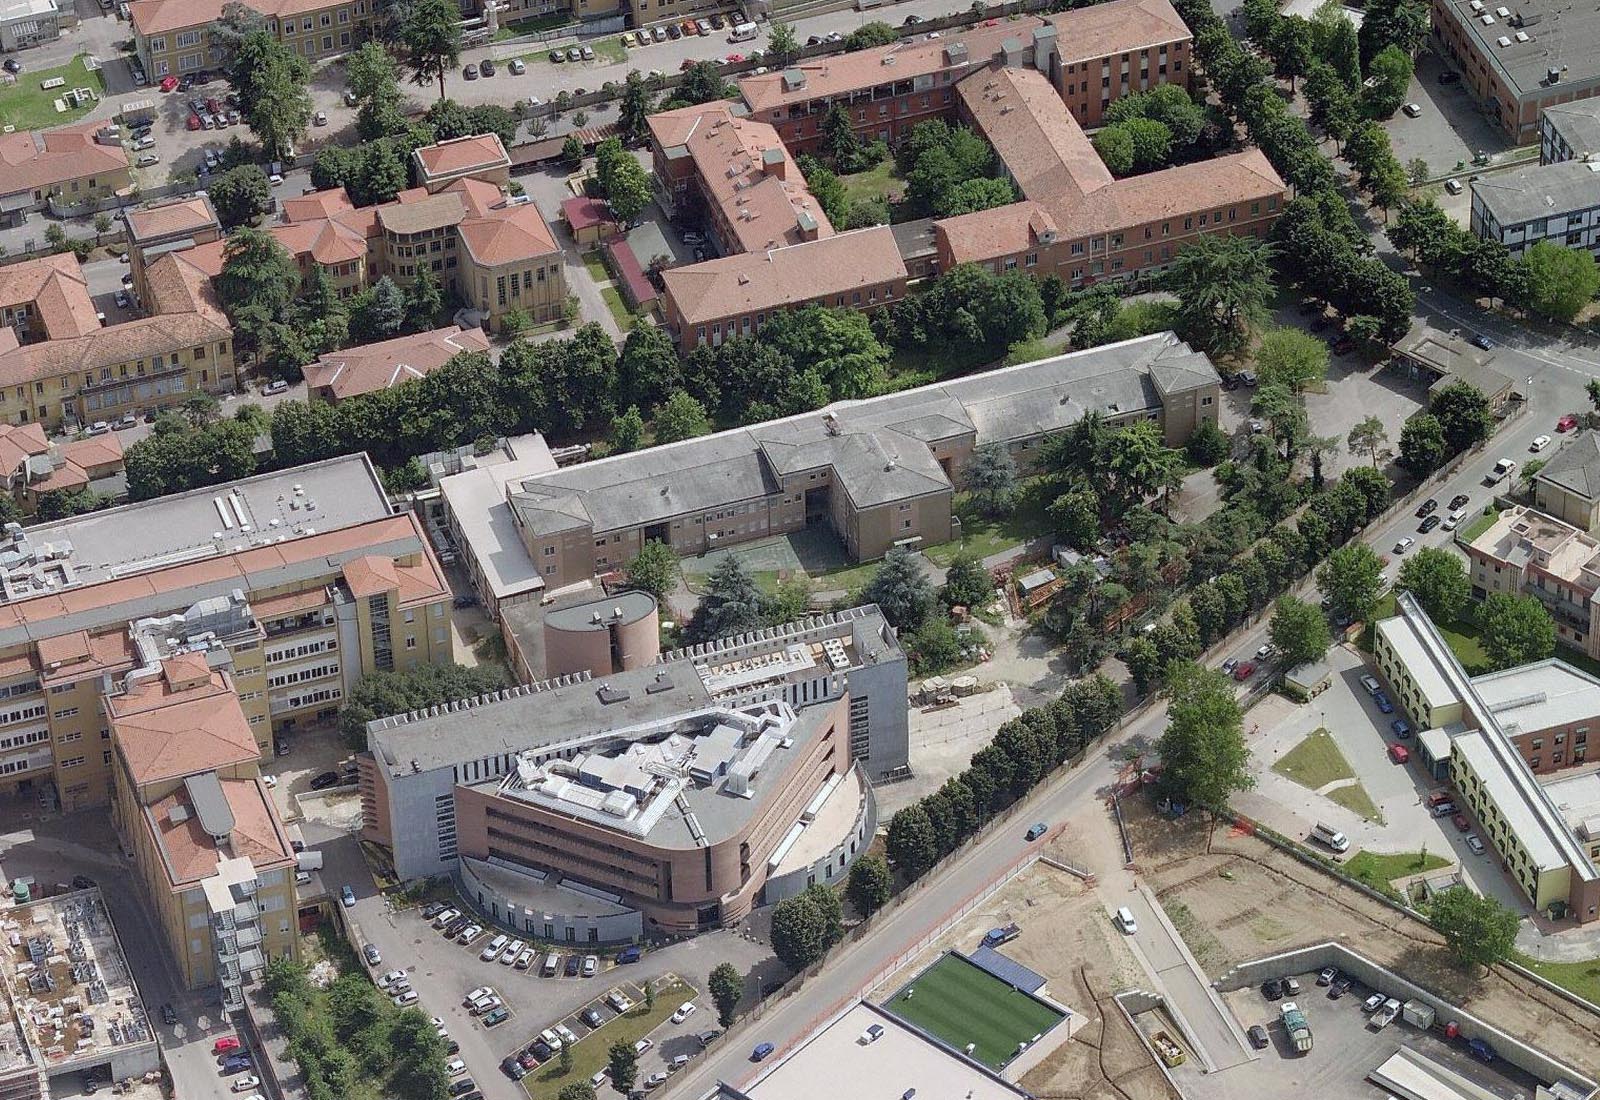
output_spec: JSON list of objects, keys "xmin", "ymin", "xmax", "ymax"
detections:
[
  {"xmin": 222, "ymin": 1054, "xmax": 252, "ymax": 1074},
  {"xmin": 1466, "ymin": 834, "xmax": 1485, "ymax": 854},
  {"xmin": 581, "ymin": 44, "xmax": 594, "ymax": 59},
  {"xmin": 313, "ymin": 110, "xmax": 327, "ymax": 125},
  {"xmin": 1449, "ymin": 492, "xmax": 1472, "ymax": 509},
  {"xmin": 136, "ymin": 153, "xmax": 160, "ymax": 167},
  {"xmin": 1392, "ymin": 536, "xmax": 1415, "ymax": 555},
  {"xmin": 432, "ymin": 908, "xmax": 461, "ymax": 928},
  {"xmin": 564, "ymin": 955, "xmax": 581, "ymax": 977},
  {"xmin": 363, "ymin": 944, "xmax": 382, "ymax": 966},
  {"xmin": 751, "ymin": 1043, "xmax": 775, "ymax": 1062},
  {"xmin": 509, "ymin": 58, "xmax": 526, "ymax": 74},
  {"xmin": 582, "ymin": 954, "xmax": 598, "ymax": 977},
  {"xmin": 1402, "ymin": 102, "xmax": 1422, "ymax": 117},
  {"xmin": 340, "ymin": 885, "xmax": 356, "ymax": 908},
  {"xmin": 1329, "ymin": 977, "xmax": 1352, "ymax": 998},
  {"xmin": 1261, "ymin": 978, "xmax": 1284, "ymax": 1000},
  {"xmin": 1558, "ymin": 414, "xmax": 1580, "ymax": 432},
  {"xmin": 232, "ymin": 1076, "xmax": 260, "ymax": 1092},
  {"xmin": 310, "ymin": 770, "xmax": 341, "ymax": 789},
  {"xmin": 160, "ymin": 1003, "xmax": 177, "ymax": 1025},
  {"xmin": 1360, "ymin": 675, "xmax": 1381, "ymax": 694},
  {"xmin": 1316, "ymin": 968, "xmax": 1336, "ymax": 987},
  {"xmin": 1452, "ymin": 813, "xmax": 1470, "ymax": 831},
  {"xmin": 1532, "ymin": 434, "xmax": 1553, "ymax": 452},
  {"xmin": 1025, "ymin": 822, "xmax": 1048, "ymax": 841},
  {"xmin": 1247, "ymin": 1024, "xmax": 1269, "ymax": 1049},
  {"xmin": 549, "ymin": 49, "xmax": 563, "ymax": 61},
  {"xmin": 395, "ymin": 990, "xmax": 419, "ymax": 1007},
  {"xmin": 1388, "ymin": 743, "xmax": 1410, "ymax": 764},
  {"xmin": 1416, "ymin": 498, "xmax": 1437, "ymax": 517},
  {"xmin": 481, "ymin": 58, "xmax": 496, "ymax": 76},
  {"xmin": 1374, "ymin": 692, "xmax": 1394, "ymax": 714},
  {"xmin": 645, "ymin": 1072, "xmax": 669, "ymax": 1089},
  {"xmin": 483, "ymin": 1008, "xmax": 509, "ymax": 1028},
  {"xmin": 634, "ymin": 1038, "xmax": 654, "ymax": 1055},
  {"xmin": 213, "ymin": 1037, "xmax": 241, "ymax": 1056},
  {"xmin": 1470, "ymin": 333, "xmax": 1494, "ymax": 350},
  {"xmin": 1438, "ymin": 69, "xmax": 1461, "ymax": 83},
  {"xmin": 582, "ymin": 1007, "xmax": 604, "ymax": 1028},
  {"xmin": 672, "ymin": 1002, "xmax": 697, "ymax": 1024},
  {"xmin": 463, "ymin": 64, "xmax": 479, "ymax": 78},
  {"xmin": 1361, "ymin": 992, "xmax": 1384, "ymax": 1013},
  {"xmin": 1390, "ymin": 719, "xmax": 1412, "ymax": 738},
  {"xmin": 1431, "ymin": 801, "xmax": 1457, "ymax": 817},
  {"xmin": 262, "ymin": 378, "xmax": 289, "ymax": 395},
  {"xmin": 1232, "ymin": 660, "xmax": 1256, "ymax": 681}
]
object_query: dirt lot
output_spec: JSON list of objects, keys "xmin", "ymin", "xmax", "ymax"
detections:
[
  {"xmin": 1126, "ymin": 797, "xmax": 1600, "ymax": 1081},
  {"xmin": 868, "ymin": 845, "xmax": 1175, "ymax": 1100}
]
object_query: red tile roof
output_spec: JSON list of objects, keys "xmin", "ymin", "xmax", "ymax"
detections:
[
  {"xmin": 301, "ymin": 325, "xmax": 491, "ymax": 401},
  {"xmin": 144, "ymin": 777, "xmax": 292, "ymax": 890},
  {"xmin": 0, "ymin": 253, "xmax": 99, "ymax": 339},
  {"xmin": 0, "ymin": 121, "xmax": 132, "ymax": 199},
  {"xmin": 110, "ymin": 669, "xmax": 259, "ymax": 787},
  {"xmin": 562, "ymin": 195, "xmax": 615, "ymax": 233},
  {"xmin": 413, "ymin": 133, "xmax": 511, "ymax": 183},
  {"xmin": 1046, "ymin": 0, "xmax": 1190, "ymax": 65}
]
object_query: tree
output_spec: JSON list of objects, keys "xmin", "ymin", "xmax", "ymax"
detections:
[
  {"xmin": 1359, "ymin": 0, "xmax": 1429, "ymax": 66},
  {"xmin": 846, "ymin": 853, "xmax": 892, "ymax": 918},
  {"xmin": 1187, "ymin": 419, "xmax": 1229, "ymax": 466},
  {"xmin": 688, "ymin": 555, "xmax": 764, "ymax": 642},
  {"xmin": 1317, "ymin": 544, "xmax": 1385, "ymax": 621},
  {"xmin": 1479, "ymin": 592, "xmax": 1557, "ymax": 671},
  {"xmin": 230, "ymin": 31, "xmax": 313, "ymax": 159},
  {"xmin": 1155, "ymin": 661, "xmax": 1252, "ymax": 808},
  {"xmin": 401, "ymin": 0, "xmax": 461, "ymax": 100},
  {"xmin": 404, "ymin": 264, "xmax": 443, "ymax": 327},
  {"xmin": 610, "ymin": 405, "xmax": 645, "ymax": 454},
  {"xmin": 1255, "ymin": 325, "xmax": 1330, "ymax": 393},
  {"xmin": 821, "ymin": 102, "xmax": 865, "ymax": 171},
  {"xmin": 1428, "ymin": 887, "xmax": 1520, "ymax": 971},
  {"xmin": 351, "ymin": 276, "xmax": 406, "ymax": 343},
  {"xmin": 708, "ymin": 962, "xmax": 742, "ymax": 1028},
  {"xmin": 861, "ymin": 547, "xmax": 934, "ymax": 628},
  {"xmin": 347, "ymin": 40, "xmax": 405, "ymax": 137},
  {"xmin": 963, "ymin": 442, "xmax": 1018, "ymax": 516},
  {"xmin": 843, "ymin": 19, "xmax": 898, "ymax": 49},
  {"xmin": 1167, "ymin": 234, "xmax": 1276, "ymax": 355},
  {"xmin": 1092, "ymin": 125, "xmax": 1135, "ymax": 176},
  {"xmin": 767, "ymin": 19, "xmax": 800, "ymax": 66},
  {"xmin": 1347, "ymin": 415, "xmax": 1389, "ymax": 468},
  {"xmin": 596, "ymin": 140, "xmax": 652, "ymax": 223},
  {"xmin": 1398, "ymin": 546, "xmax": 1469, "ymax": 621},
  {"xmin": 1270, "ymin": 596, "xmax": 1332, "ymax": 666},
  {"xmin": 770, "ymin": 891, "xmax": 829, "ymax": 971},
  {"xmin": 1431, "ymin": 382, "xmax": 1494, "ymax": 454},
  {"xmin": 653, "ymin": 390, "xmax": 710, "ymax": 443},
  {"xmin": 625, "ymin": 540, "xmax": 678, "ymax": 602},
  {"xmin": 558, "ymin": 1086, "xmax": 596, "ymax": 1100},
  {"xmin": 1398, "ymin": 412, "xmax": 1448, "ymax": 475},
  {"xmin": 563, "ymin": 135, "xmax": 585, "ymax": 166},
  {"xmin": 208, "ymin": 164, "xmax": 272, "ymax": 228},
  {"xmin": 92, "ymin": 212, "xmax": 111, "ymax": 243},
  {"xmin": 618, "ymin": 69, "xmax": 654, "ymax": 144},
  {"xmin": 886, "ymin": 804, "xmax": 937, "ymax": 880},
  {"xmin": 337, "ymin": 661, "xmax": 509, "ymax": 749},
  {"xmin": 758, "ymin": 305, "xmax": 888, "ymax": 399},
  {"xmin": 1270, "ymin": 15, "xmax": 1315, "ymax": 90},
  {"xmin": 607, "ymin": 1042, "xmax": 638, "ymax": 1094},
  {"xmin": 1524, "ymin": 239, "xmax": 1600, "ymax": 322},
  {"xmin": 1362, "ymin": 44, "xmax": 1413, "ymax": 118},
  {"xmin": 941, "ymin": 553, "xmax": 992, "ymax": 610}
]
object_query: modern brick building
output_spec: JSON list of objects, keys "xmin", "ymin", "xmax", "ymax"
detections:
[{"xmin": 360, "ymin": 606, "xmax": 905, "ymax": 935}]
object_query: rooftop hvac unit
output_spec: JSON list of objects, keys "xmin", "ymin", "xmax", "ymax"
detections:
[
  {"xmin": 1480, "ymin": 13, "xmax": 1495, "ymax": 23},
  {"xmin": 1495, "ymin": 6, "xmax": 1510, "ymax": 15},
  {"xmin": 1497, "ymin": 34, "xmax": 1511, "ymax": 45},
  {"xmin": 1515, "ymin": 30, "xmax": 1529, "ymax": 40}
]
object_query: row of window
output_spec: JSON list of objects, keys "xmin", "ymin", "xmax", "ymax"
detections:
[{"xmin": 267, "ymin": 661, "xmax": 339, "ymax": 690}]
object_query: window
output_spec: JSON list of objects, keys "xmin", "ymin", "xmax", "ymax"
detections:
[{"xmin": 541, "ymin": 545, "xmax": 556, "ymax": 557}]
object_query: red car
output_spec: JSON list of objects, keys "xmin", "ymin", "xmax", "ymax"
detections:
[
  {"xmin": 160, "ymin": 74, "xmax": 179, "ymax": 92},
  {"xmin": 1426, "ymin": 790, "xmax": 1452, "ymax": 807},
  {"xmin": 186, "ymin": 113, "xmax": 201, "ymax": 130},
  {"xmin": 1558, "ymin": 413, "xmax": 1579, "ymax": 432},
  {"xmin": 212, "ymin": 1037, "xmax": 240, "ymax": 1056},
  {"xmin": 725, "ymin": 52, "xmax": 743, "ymax": 62},
  {"xmin": 1232, "ymin": 660, "xmax": 1256, "ymax": 682},
  {"xmin": 680, "ymin": 57, "xmax": 698, "ymax": 70},
  {"xmin": 206, "ymin": 96, "xmax": 222, "ymax": 114},
  {"xmin": 1387, "ymin": 743, "xmax": 1410, "ymax": 764},
  {"xmin": 1452, "ymin": 813, "xmax": 1470, "ymax": 832}
]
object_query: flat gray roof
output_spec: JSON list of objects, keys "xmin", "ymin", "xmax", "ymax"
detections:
[
  {"xmin": 1, "ymin": 453, "xmax": 390, "ymax": 602},
  {"xmin": 1544, "ymin": 98, "xmax": 1600, "ymax": 154},
  {"xmin": 507, "ymin": 333, "xmax": 1217, "ymax": 538},
  {"xmin": 1437, "ymin": 0, "xmax": 1600, "ymax": 101},
  {"xmin": 1471, "ymin": 659, "xmax": 1600, "ymax": 735},
  {"xmin": 544, "ymin": 590, "xmax": 658, "ymax": 633},
  {"xmin": 1472, "ymin": 159, "xmax": 1600, "ymax": 227}
]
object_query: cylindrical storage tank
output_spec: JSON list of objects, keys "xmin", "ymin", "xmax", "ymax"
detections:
[{"xmin": 543, "ymin": 590, "xmax": 660, "ymax": 678}]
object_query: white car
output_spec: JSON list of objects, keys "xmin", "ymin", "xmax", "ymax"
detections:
[
  {"xmin": 1531, "ymin": 434, "xmax": 1553, "ymax": 452},
  {"xmin": 1113, "ymin": 906, "xmax": 1137, "ymax": 934},
  {"xmin": 1402, "ymin": 102, "xmax": 1422, "ymax": 117},
  {"xmin": 378, "ymin": 969, "xmax": 407, "ymax": 988},
  {"xmin": 231, "ymin": 1076, "xmax": 261, "ymax": 1093},
  {"xmin": 464, "ymin": 985, "xmax": 494, "ymax": 1004},
  {"xmin": 500, "ymin": 938, "xmax": 525, "ymax": 964},
  {"xmin": 583, "ymin": 953, "xmax": 598, "ymax": 976},
  {"xmin": 1392, "ymin": 537, "xmax": 1415, "ymax": 555},
  {"xmin": 1360, "ymin": 675, "xmax": 1380, "ymax": 695},
  {"xmin": 634, "ymin": 1037, "xmax": 654, "ymax": 1055},
  {"xmin": 1467, "ymin": 834, "xmax": 1485, "ymax": 854},
  {"xmin": 671, "ymin": 1001, "xmax": 697, "ymax": 1024},
  {"xmin": 394, "ymin": 990, "xmax": 419, "ymax": 1007},
  {"xmin": 471, "ymin": 995, "xmax": 503, "ymax": 1015},
  {"xmin": 132, "ymin": 136, "xmax": 156, "ymax": 150},
  {"xmin": 432, "ymin": 909, "xmax": 460, "ymax": 928},
  {"xmin": 555, "ymin": 1024, "xmax": 579, "ymax": 1046},
  {"xmin": 509, "ymin": 57, "xmax": 526, "ymax": 74},
  {"xmin": 1255, "ymin": 643, "xmax": 1274, "ymax": 660},
  {"xmin": 135, "ymin": 152, "xmax": 160, "ymax": 167},
  {"xmin": 645, "ymin": 1072, "xmax": 669, "ymax": 1089},
  {"xmin": 446, "ymin": 1058, "xmax": 467, "ymax": 1076},
  {"xmin": 456, "ymin": 924, "xmax": 483, "ymax": 942}
]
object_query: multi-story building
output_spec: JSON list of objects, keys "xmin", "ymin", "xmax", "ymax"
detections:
[
  {"xmin": 0, "ymin": 453, "xmax": 451, "ymax": 813},
  {"xmin": 180, "ymin": 149, "xmax": 565, "ymax": 333},
  {"xmin": 107, "ymin": 649, "xmax": 297, "ymax": 1001},
  {"xmin": 360, "ymin": 605, "xmax": 905, "ymax": 934},
  {"xmin": 0, "ymin": 0, "xmax": 62, "ymax": 52},
  {"xmin": 440, "ymin": 334, "xmax": 1219, "ymax": 610},
  {"xmin": 648, "ymin": 101, "xmax": 832, "ymax": 256},
  {"xmin": 413, "ymin": 133, "xmax": 512, "ymax": 194},
  {"xmin": 1042, "ymin": 0, "xmax": 1191, "ymax": 127},
  {"xmin": 1473, "ymin": 96, "xmax": 1600, "ymax": 257},
  {"xmin": 0, "ymin": 251, "xmax": 235, "ymax": 431},
  {"xmin": 130, "ymin": 0, "xmax": 379, "ymax": 80},
  {"xmin": 1462, "ymin": 504, "xmax": 1600, "ymax": 658},
  {"xmin": 0, "ymin": 421, "xmax": 123, "ymax": 512},
  {"xmin": 0, "ymin": 121, "xmax": 132, "ymax": 224},
  {"xmin": 660, "ymin": 227, "xmax": 907, "ymax": 351},
  {"xmin": 301, "ymin": 325, "xmax": 491, "ymax": 403},
  {"xmin": 1372, "ymin": 593, "xmax": 1600, "ymax": 921},
  {"xmin": 123, "ymin": 195, "xmax": 222, "ymax": 304},
  {"xmin": 1430, "ymin": 0, "xmax": 1600, "ymax": 140},
  {"xmin": 1533, "ymin": 429, "xmax": 1600, "ymax": 529},
  {"xmin": 932, "ymin": 65, "xmax": 1286, "ymax": 286}
]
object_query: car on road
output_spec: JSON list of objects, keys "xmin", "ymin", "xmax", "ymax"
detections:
[
  {"xmin": 1374, "ymin": 692, "xmax": 1394, "ymax": 714},
  {"xmin": 1419, "ymin": 515, "xmax": 1440, "ymax": 534},
  {"xmin": 672, "ymin": 1001, "xmax": 697, "ymax": 1024},
  {"xmin": 1256, "ymin": 643, "xmax": 1274, "ymax": 660},
  {"xmin": 1360, "ymin": 674, "xmax": 1380, "ymax": 694},
  {"xmin": 634, "ymin": 1037, "xmax": 654, "ymax": 1055},
  {"xmin": 1532, "ymin": 434, "xmax": 1553, "ymax": 452},
  {"xmin": 160, "ymin": 1003, "xmax": 177, "ymax": 1025},
  {"xmin": 1388, "ymin": 742, "xmax": 1410, "ymax": 764},
  {"xmin": 1466, "ymin": 834, "xmax": 1485, "ymax": 854},
  {"xmin": 2, "ymin": 58, "xmax": 18, "ymax": 74},
  {"xmin": 313, "ymin": 111, "xmax": 327, "ymax": 125},
  {"xmin": 1113, "ymin": 906, "xmax": 1138, "ymax": 934},
  {"xmin": 1232, "ymin": 660, "xmax": 1256, "ymax": 681},
  {"xmin": 364, "ymin": 944, "xmax": 381, "ymax": 966},
  {"xmin": 1487, "ymin": 458, "xmax": 1518, "ymax": 484},
  {"xmin": 751, "ymin": 1043, "xmax": 775, "ymax": 1062},
  {"xmin": 262, "ymin": 378, "xmax": 289, "ymax": 395},
  {"xmin": 1430, "ymin": 801, "xmax": 1457, "ymax": 817},
  {"xmin": 1390, "ymin": 719, "xmax": 1412, "ymax": 738},
  {"xmin": 1444, "ymin": 178, "xmax": 1464, "ymax": 195},
  {"xmin": 1450, "ymin": 492, "xmax": 1472, "ymax": 510},
  {"xmin": 1247, "ymin": 1024, "xmax": 1269, "ymax": 1049},
  {"xmin": 1452, "ymin": 813, "xmax": 1470, "ymax": 831},
  {"xmin": 341, "ymin": 885, "xmax": 356, "ymax": 907},
  {"xmin": 1025, "ymin": 821, "xmax": 1048, "ymax": 841},
  {"xmin": 1392, "ymin": 536, "xmax": 1415, "ymax": 554},
  {"xmin": 1470, "ymin": 333, "xmax": 1493, "ymax": 350},
  {"xmin": 1559, "ymin": 413, "xmax": 1580, "ymax": 432},
  {"xmin": 1416, "ymin": 498, "xmax": 1437, "ymax": 517},
  {"xmin": 1402, "ymin": 102, "xmax": 1422, "ymax": 117}
]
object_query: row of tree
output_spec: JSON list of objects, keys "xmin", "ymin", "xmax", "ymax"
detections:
[{"xmin": 885, "ymin": 677, "xmax": 1123, "ymax": 881}]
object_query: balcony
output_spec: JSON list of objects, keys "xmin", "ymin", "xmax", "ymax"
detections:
[{"xmin": 80, "ymin": 357, "xmax": 188, "ymax": 395}]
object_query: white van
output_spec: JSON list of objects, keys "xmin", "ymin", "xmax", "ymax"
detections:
[
  {"xmin": 1113, "ymin": 907, "xmax": 1137, "ymax": 934},
  {"xmin": 1442, "ymin": 507, "xmax": 1468, "ymax": 531},
  {"xmin": 728, "ymin": 21, "xmax": 759, "ymax": 40},
  {"xmin": 542, "ymin": 952, "xmax": 560, "ymax": 977},
  {"xmin": 1312, "ymin": 822, "xmax": 1350, "ymax": 853}
]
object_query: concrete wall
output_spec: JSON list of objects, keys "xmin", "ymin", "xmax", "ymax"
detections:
[
  {"xmin": 457, "ymin": 856, "xmax": 643, "ymax": 944},
  {"xmin": 1213, "ymin": 943, "xmax": 1598, "ymax": 1095},
  {"xmin": 764, "ymin": 768, "xmax": 877, "ymax": 904}
]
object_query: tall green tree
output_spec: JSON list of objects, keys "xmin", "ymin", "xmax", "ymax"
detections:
[
  {"xmin": 208, "ymin": 164, "xmax": 271, "ymax": 229},
  {"xmin": 1347, "ymin": 415, "xmax": 1389, "ymax": 468},
  {"xmin": 1398, "ymin": 546, "xmax": 1470, "ymax": 621},
  {"xmin": 886, "ymin": 804, "xmax": 937, "ymax": 880},
  {"xmin": 229, "ymin": 30, "xmax": 313, "ymax": 159},
  {"xmin": 1431, "ymin": 382, "xmax": 1494, "ymax": 454},
  {"xmin": 1479, "ymin": 592, "xmax": 1556, "ymax": 671},
  {"xmin": 770, "ymin": 890, "xmax": 829, "ymax": 971},
  {"xmin": 625, "ymin": 540, "xmax": 678, "ymax": 602},
  {"xmin": 1269, "ymin": 596, "xmax": 1332, "ymax": 666},
  {"xmin": 861, "ymin": 547, "xmax": 934, "ymax": 629},
  {"xmin": 707, "ymin": 962, "xmax": 742, "ymax": 1027},
  {"xmin": 1155, "ymin": 661, "xmax": 1252, "ymax": 809},
  {"xmin": 687, "ymin": 555, "xmax": 764, "ymax": 642},
  {"xmin": 767, "ymin": 19, "xmax": 800, "ymax": 65},
  {"xmin": 618, "ymin": 69, "xmax": 654, "ymax": 144},
  {"xmin": 653, "ymin": 390, "xmax": 710, "ymax": 443},
  {"xmin": 1427, "ymin": 888, "xmax": 1520, "ymax": 972},
  {"xmin": 347, "ymin": 39, "xmax": 405, "ymax": 137},
  {"xmin": 401, "ymin": 0, "xmax": 462, "ymax": 100},
  {"xmin": 607, "ymin": 1042, "xmax": 638, "ymax": 1094},
  {"xmin": 1523, "ymin": 240, "xmax": 1600, "ymax": 322},
  {"xmin": 846, "ymin": 853, "xmax": 892, "ymax": 917},
  {"xmin": 1255, "ymin": 326, "xmax": 1330, "ymax": 393},
  {"xmin": 1316, "ymin": 544, "xmax": 1385, "ymax": 621},
  {"xmin": 963, "ymin": 442, "xmax": 1018, "ymax": 516},
  {"xmin": 1167, "ymin": 234, "xmax": 1276, "ymax": 355},
  {"xmin": 1398, "ymin": 412, "xmax": 1448, "ymax": 474},
  {"xmin": 404, "ymin": 265, "xmax": 443, "ymax": 328}
]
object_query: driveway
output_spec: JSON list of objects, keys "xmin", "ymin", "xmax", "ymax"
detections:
[{"xmin": 1385, "ymin": 47, "xmax": 1514, "ymax": 178}]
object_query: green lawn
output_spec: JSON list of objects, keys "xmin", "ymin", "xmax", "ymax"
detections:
[
  {"xmin": 524, "ymin": 978, "xmax": 694, "ymax": 1100},
  {"xmin": 1327, "ymin": 783, "xmax": 1385, "ymax": 823},
  {"xmin": 809, "ymin": 558, "xmax": 881, "ymax": 595},
  {"xmin": 1344, "ymin": 849, "xmax": 1449, "ymax": 890},
  {"xmin": 1457, "ymin": 506, "xmax": 1502, "ymax": 546},
  {"xmin": 595, "ymin": 37, "xmax": 629, "ymax": 63},
  {"xmin": 1271, "ymin": 728, "xmax": 1354, "ymax": 789},
  {"xmin": 0, "ymin": 55, "xmax": 107, "ymax": 130},
  {"xmin": 496, "ymin": 11, "xmax": 571, "ymax": 38},
  {"xmin": 838, "ymin": 159, "xmax": 904, "ymax": 205},
  {"xmin": 1436, "ymin": 615, "xmax": 1491, "ymax": 674},
  {"xmin": 601, "ymin": 286, "xmax": 638, "ymax": 328},
  {"xmin": 923, "ymin": 481, "xmax": 1054, "ymax": 567},
  {"xmin": 883, "ymin": 954, "xmax": 1063, "ymax": 1069},
  {"xmin": 1513, "ymin": 953, "xmax": 1600, "ymax": 1006},
  {"xmin": 580, "ymin": 250, "xmax": 611, "ymax": 284}
]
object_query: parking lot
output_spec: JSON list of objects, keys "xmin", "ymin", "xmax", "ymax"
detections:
[
  {"xmin": 1384, "ymin": 48, "xmax": 1514, "ymax": 181},
  {"xmin": 1234, "ymin": 645, "xmax": 1531, "ymax": 913},
  {"xmin": 1188, "ymin": 970, "xmax": 1546, "ymax": 1100}
]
